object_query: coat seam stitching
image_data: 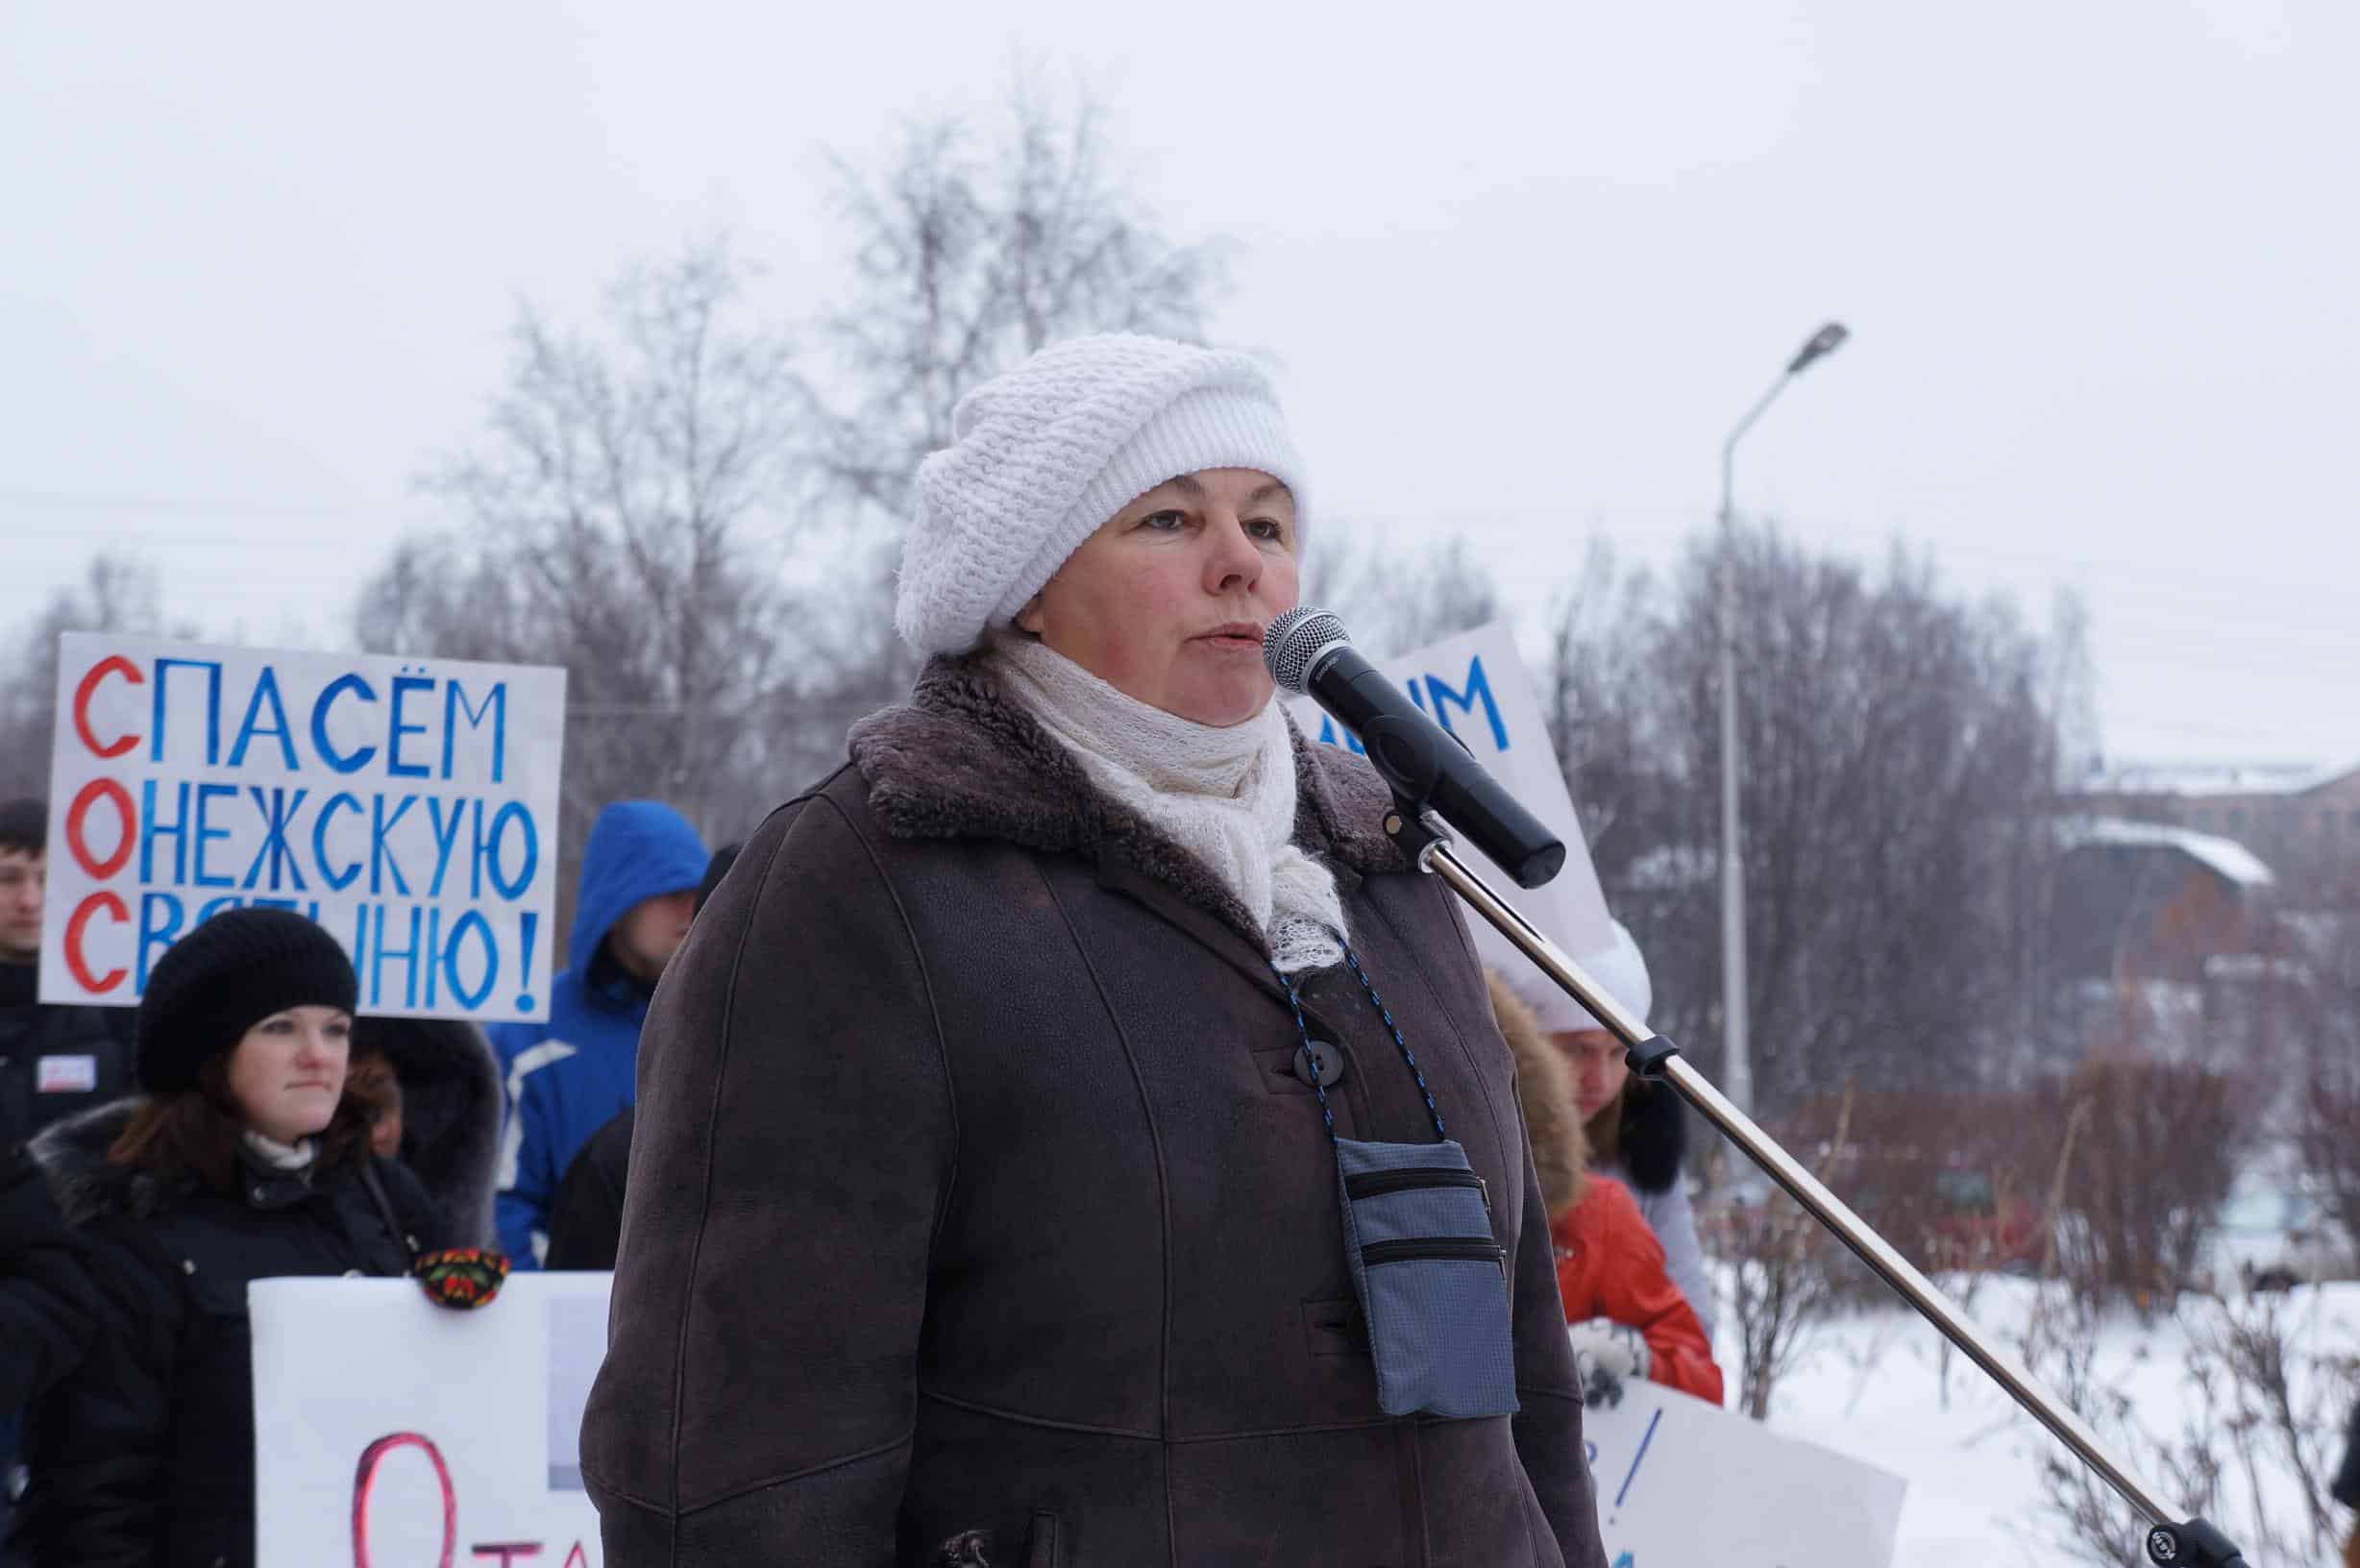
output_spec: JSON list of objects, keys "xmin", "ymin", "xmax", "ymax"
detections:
[
  {"xmin": 828, "ymin": 795, "xmax": 962, "ymax": 1253},
  {"xmin": 1038, "ymin": 865, "xmax": 1177, "ymax": 1558},
  {"xmin": 593, "ymin": 1433, "xmax": 917, "ymax": 1518},
  {"xmin": 660, "ymin": 812, "xmax": 801, "ymax": 1560},
  {"xmin": 920, "ymin": 1386, "xmax": 1160, "ymax": 1440}
]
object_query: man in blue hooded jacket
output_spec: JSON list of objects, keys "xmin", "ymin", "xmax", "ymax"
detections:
[{"xmin": 492, "ymin": 799, "xmax": 708, "ymax": 1267}]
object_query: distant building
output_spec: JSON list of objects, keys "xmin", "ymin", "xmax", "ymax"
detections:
[
  {"xmin": 2073, "ymin": 759, "xmax": 2360, "ymax": 874},
  {"xmin": 2048, "ymin": 816, "xmax": 2281, "ymax": 1067},
  {"xmin": 2051, "ymin": 817, "xmax": 2274, "ymax": 984}
]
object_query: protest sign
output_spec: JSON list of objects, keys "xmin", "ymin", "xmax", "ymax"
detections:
[
  {"xmin": 252, "ymin": 1275, "xmax": 607, "ymax": 1567},
  {"xmin": 1287, "ymin": 621, "xmax": 1616, "ymax": 974},
  {"xmin": 39, "ymin": 633, "xmax": 566, "ymax": 1023},
  {"xmin": 252, "ymin": 1283, "xmax": 1898, "ymax": 1567},
  {"xmin": 1585, "ymin": 1381, "xmax": 1907, "ymax": 1566}
]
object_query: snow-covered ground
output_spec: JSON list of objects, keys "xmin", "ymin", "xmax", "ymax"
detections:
[{"xmin": 1713, "ymin": 1273, "xmax": 2360, "ymax": 1566}]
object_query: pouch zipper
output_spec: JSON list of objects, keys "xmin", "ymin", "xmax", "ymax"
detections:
[
  {"xmin": 1343, "ymin": 1166, "xmax": 1491, "ymax": 1213},
  {"xmin": 1360, "ymin": 1237, "xmax": 1509, "ymax": 1271}
]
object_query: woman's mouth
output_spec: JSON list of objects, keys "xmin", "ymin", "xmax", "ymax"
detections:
[{"xmin": 1194, "ymin": 622, "xmax": 1265, "ymax": 651}]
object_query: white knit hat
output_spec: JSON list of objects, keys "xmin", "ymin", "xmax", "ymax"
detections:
[
  {"xmin": 896, "ymin": 333, "xmax": 1309, "ymax": 656},
  {"xmin": 1507, "ymin": 920, "xmax": 1653, "ymax": 1036}
]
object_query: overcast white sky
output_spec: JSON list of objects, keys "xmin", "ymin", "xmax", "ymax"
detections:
[{"xmin": 6, "ymin": 2, "xmax": 2354, "ymax": 768}]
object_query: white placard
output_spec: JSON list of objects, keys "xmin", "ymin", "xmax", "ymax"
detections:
[
  {"xmin": 251, "ymin": 1279, "xmax": 1898, "ymax": 1566},
  {"xmin": 1585, "ymin": 1381, "xmax": 1907, "ymax": 1566},
  {"xmin": 251, "ymin": 1275, "xmax": 608, "ymax": 1566},
  {"xmin": 1287, "ymin": 621, "xmax": 1614, "ymax": 970},
  {"xmin": 40, "ymin": 633, "xmax": 565, "ymax": 1022}
]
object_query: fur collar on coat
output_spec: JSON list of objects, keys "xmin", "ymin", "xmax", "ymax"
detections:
[
  {"xmin": 1485, "ymin": 970, "xmax": 1587, "ymax": 1220},
  {"xmin": 848, "ymin": 652, "xmax": 1411, "ymax": 944}
]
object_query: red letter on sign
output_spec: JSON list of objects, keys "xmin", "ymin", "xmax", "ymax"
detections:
[
  {"xmin": 62, "ymin": 893, "xmax": 128, "ymax": 993},
  {"xmin": 470, "ymin": 1548, "xmax": 543, "ymax": 1565},
  {"xmin": 353, "ymin": 1432, "xmax": 456, "ymax": 1568},
  {"xmin": 72, "ymin": 655, "xmax": 143, "ymax": 760},
  {"xmin": 64, "ymin": 778, "xmax": 135, "ymax": 881}
]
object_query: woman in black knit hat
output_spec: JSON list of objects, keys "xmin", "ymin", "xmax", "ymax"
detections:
[{"xmin": 9, "ymin": 907, "xmax": 443, "ymax": 1568}]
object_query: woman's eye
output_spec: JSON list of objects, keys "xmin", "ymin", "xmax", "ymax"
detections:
[
  {"xmin": 1138, "ymin": 509, "xmax": 1188, "ymax": 532},
  {"xmin": 1248, "ymin": 518, "xmax": 1288, "ymax": 543}
]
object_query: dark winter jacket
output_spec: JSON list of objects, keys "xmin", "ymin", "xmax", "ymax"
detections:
[
  {"xmin": 489, "ymin": 799, "xmax": 707, "ymax": 1267},
  {"xmin": 1588, "ymin": 1076, "xmax": 1713, "ymax": 1342},
  {"xmin": 8, "ymin": 1103, "xmax": 440, "ymax": 1568},
  {"xmin": 539, "ymin": 847, "xmax": 738, "ymax": 1275},
  {"xmin": 543, "ymin": 1105, "xmax": 631, "ymax": 1271},
  {"xmin": 583, "ymin": 656, "xmax": 1606, "ymax": 1568},
  {"xmin": 0, "ymin": 960, "xmax": 136, "ymax": 1150},
  {"xmin": 352, "ymin": 1015, "xmax": 503, "ymax": 1249},
  {"xmin": 0, "ymin": 1144, "xmax": 94, "ymax": 1416},
  {"xmin": 2334, "ymin": 1395, "xmax": 2360, "ymax": 1509}
]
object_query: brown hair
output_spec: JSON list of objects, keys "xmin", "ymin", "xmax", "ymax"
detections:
[
  {"xmin": 344, "ymin": 1049, "xmax": 402, "ymax": 1127},
  {"xmin": 108, "ymin": 1056, "xmax": 378, "ymax": 1195},
  {"xmin": 1583, "ymin": 1092, "xmax": 1625, "ymax": 1168}
]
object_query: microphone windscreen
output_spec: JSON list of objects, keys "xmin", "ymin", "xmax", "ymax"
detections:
[{"xmin": 1263, "ymin": 605, "xmax": 1351, "ymax": 695}]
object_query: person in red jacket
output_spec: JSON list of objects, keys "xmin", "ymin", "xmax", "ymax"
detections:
[{"xmin": 1489, "ymin": 971, "xmax": 1724, "ymax": 1409}]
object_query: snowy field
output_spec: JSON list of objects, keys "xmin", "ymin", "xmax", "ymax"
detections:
[{"xmin": 1715, "ymin": 1273, "xmax": 2360, "ymax": 1566}]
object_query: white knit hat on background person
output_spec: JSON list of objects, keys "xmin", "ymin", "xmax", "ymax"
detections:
[
  {"xmin": 1507, "ymin": 919, "xmax": 1653, "ymax": 1036},
  {"xmin": 896, "ymin": 333, "xmax": 1309, "ymax": 657}
]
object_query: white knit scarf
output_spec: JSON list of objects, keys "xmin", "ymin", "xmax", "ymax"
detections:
[
  {"xmin": 989, "ymin": 634, "xmax": 1347, "ymax": 974},
  {"xmin": 242, "ymin": 1129, "xmax": 318, "ymax": 1172}
]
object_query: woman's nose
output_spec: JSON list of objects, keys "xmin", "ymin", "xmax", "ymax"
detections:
[{"xmin": 1204, "ymin": 515, "xmax": 1265, "ymax": 590}]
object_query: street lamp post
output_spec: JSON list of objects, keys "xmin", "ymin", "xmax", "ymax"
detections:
[{"xmin": 1717, "ymin": 321, "xmax": 1848, "ymax": 1118}]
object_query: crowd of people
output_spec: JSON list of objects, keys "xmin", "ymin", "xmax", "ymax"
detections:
[
  {"xmin": 0, "ymin": 330, "xmax": 2348, "ymax": 1565},
  {"xmin": 0, "ymin": 793, "xmax": 720, "ymax": 1562}
]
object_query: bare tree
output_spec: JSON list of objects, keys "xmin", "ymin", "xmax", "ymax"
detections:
[
  {"xmin": 1717, "ymin": 1089, "xmax": 1857, "ymax": 1420},
  {"xmin": 1546, "ymin": 523, "xmax": 2073, "ymax": 1113},
  {"xmin": 2026, "ymin": 1291, "xmax": 2358, "ymax": 1566},
  {"xmin": 1539, "ymin": 537, "xmax": 1668, "ymax": 872},
  {"xmin": 796, "ymin": 82, "xmax": 1235, "ymax": 716},
  {"xmin": 354, "ymin": 242, "xmax": 803, "ymax": 955},
  {"xmin": 0, "ymin": 552, "xmax": 174, "ymax": 796},
  {"xmin": 807, "ymin": 84, "xmax": 1230, "ymax": 523},
  {"xmin": 1301, "ymin": 532, "xmax": 1505, "ymax": 661},
  {"xmin": 356, "ymin": 91, "xmax": 1234, "ymax": 945}
]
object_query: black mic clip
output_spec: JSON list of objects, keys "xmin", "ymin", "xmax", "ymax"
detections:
[
  {"xmin": 1377, "ymin": 797, "xmax": 1452, "ymax": 871},
  {"xmin": 1360, "ymin": 707, "xmax": 1464, "ymax": 867}
]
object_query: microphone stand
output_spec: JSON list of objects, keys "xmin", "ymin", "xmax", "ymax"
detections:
[{"xmin": 1377, "ymin": 801, "xmax": 2251, "ymax": 1568}]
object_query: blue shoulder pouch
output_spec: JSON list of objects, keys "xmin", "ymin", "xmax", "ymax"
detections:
[{"xmin": 1279, "ymin": 953, "xmax": 1519, "ymax": 1420}]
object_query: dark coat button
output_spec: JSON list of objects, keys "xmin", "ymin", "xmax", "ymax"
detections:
[{"xmin": 1292, "ymin": 1040, "xmax": 1345, "ymax": 1088}]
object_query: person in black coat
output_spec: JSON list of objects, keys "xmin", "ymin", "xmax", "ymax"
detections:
[
  {"xmin": 0, "ymin": 799, "xmax": 139, "ymax": 1151},
  {"xmin": 543, "ymin": 1105, "xmax": 631, "ymax": 1271},
  {"xmin": 543, "ymin": 843, "xmax": 738, "ymax": 1273},
  {"xmin": 1, "ymin": 796, "xmax": 135, "ymax": 1529},
  {"xmin": 2334, "ymin": 1393, "xmax": 2360, "ymax": 1567},
  {"xmin": 0, "ymin": 1145, "xmax": 94, "ymax": 1417},
  {"xmin": 8, "ymin": 908, "xmax": 440, "ymax": 1568}
]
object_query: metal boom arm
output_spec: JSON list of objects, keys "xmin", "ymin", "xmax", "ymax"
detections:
[{"xmin": 1385, "ymin": 809, "xmax": 2251, "ymax": 1568}]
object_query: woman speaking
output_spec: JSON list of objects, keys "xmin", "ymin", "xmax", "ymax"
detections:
[{"xmin": 584, "ymin": 334, "xmax": 1608, "ymax": 1567}]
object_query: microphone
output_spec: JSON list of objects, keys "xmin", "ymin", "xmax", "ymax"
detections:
[{"xmin": 1266, "ymin": 606, "xmax": 1566, "ymax": 889}]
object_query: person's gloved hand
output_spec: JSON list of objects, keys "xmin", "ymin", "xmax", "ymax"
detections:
[
  {"xmin": 1566, "ymin": 1317, "xmax": 1651, "ymax": 1409},
  {"xmin": 413, "ymin": 1248, "xmax": 510, "ymax": 1310}
]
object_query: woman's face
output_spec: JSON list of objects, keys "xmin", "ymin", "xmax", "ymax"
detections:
[
  {"xmin": 1016, "ymin": 468, "xmax": 1299, "ymax": 727},
  {"xmin": 1558, "ymin": 1028, "xmax": 1630, "ymax": 1125},
  {"xmin": 347, "ymin": 1051, "xmax": 406, "ymax": 1159},
  {"xmin": 226, "ymin": 1005, "xmax": 353, "ymax": 1145}
]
